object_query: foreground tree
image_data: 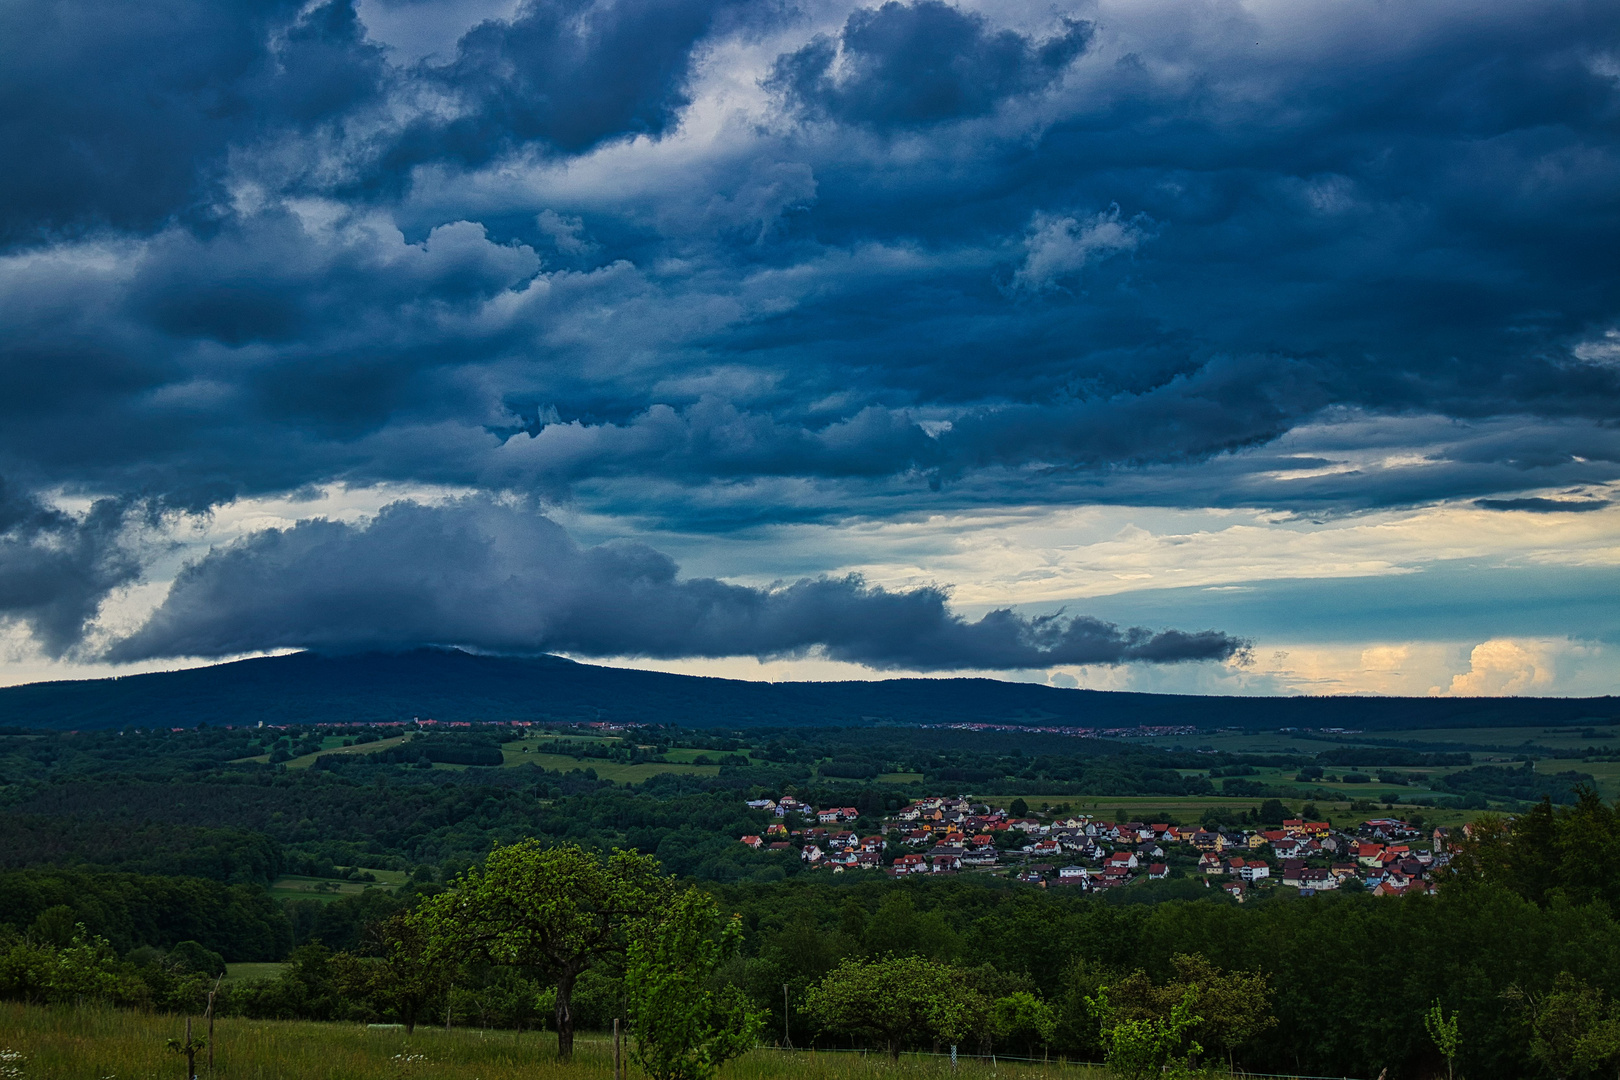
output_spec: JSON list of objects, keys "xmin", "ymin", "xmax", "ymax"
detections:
[
  {"xmin": 1443, "ymin": 788, "xmax": 1620, "ymax": 908},
  {"xmin": 626, "ymin": 887, "xmax": 762, "ymax": 1080},
  {"xmin": 989, "ymin": 990, "xmax": 1056, "ymax": 1057},
  {"xmin": 804, "ymin": 956, "xmax": 971, "ymax": 1058},
  {"xmin": 1424, "ymin": 1001, "xmax": 1462, "ymax": 1080},
  {"xmin": 416, "ymin": 841, "xmax": 673, "ymax": 1059},
  {"xmin": 1102, "ymin": 953, "xmax": 1274, "ymax": 1070},
  {"xmin": 370, "ymin": 913, "xmax": 450, "ymax": 1034},
  {"xmin": 1087, "ymin": 985, "xmax": 1203, "ymax": 1080},
  {"xmin": 1512, "ymin": 974, "xmax": 1620, "ymax": 1080}
]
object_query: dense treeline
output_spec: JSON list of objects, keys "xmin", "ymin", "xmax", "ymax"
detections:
[
  {"xmin": 1317, "ymin": 748, "xmax": 1473, "ymax": 768},
  {"xmin": 0, "ymin": 817, "xmax": 283, "ymax": 884},
  {"xmin": 706, "ymin": 874, "xmax": 1620, "ymax": 1078},
  {"xmin": 4, "ymin": 790, "xmax": 1620, "ymax": 1079},
  {"xmin": 3, "ymin": 774, "xmax": 798, "ymax": 883},
  {"xmin": 1438, "ymin": 763, "xmax": 1594, "ymax": 804},
  {"xmin": 0, "ymin": 869, "xmax": 289, "ymax": 959},
  {"xmin": 1446, "ymin": 787, "xmax": 1620, "ymax": 908},
  {"xmin": 0, "ymin": 717, "xmax": 1595, "ymax": 887},
  {"xmin": 14, "ymin": 850, "xmax": 1606, "ymax": 1079}
]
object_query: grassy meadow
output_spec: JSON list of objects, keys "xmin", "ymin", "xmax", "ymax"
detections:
[
  {"xmin": 498, "ymin": 749, "xmax": 720, "ymax": 782},
  {"xmin": 230, "ymin": 735, "xmax": 414, "ymax": 769},
  {"xmin": 0, "ymin": 1005, "xmax": 1120, "ymax": 1080},
  {"xmin": 220, "ymin": 964, "xmax": 287, "ymax": 985}
]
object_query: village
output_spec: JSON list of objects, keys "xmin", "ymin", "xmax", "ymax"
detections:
[{"xmin": 739, "ymin": 794, "xmax": 1450, "ymax": 899}]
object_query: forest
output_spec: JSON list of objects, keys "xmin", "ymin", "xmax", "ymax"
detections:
[
  {"xmin": 3, "ymin": 721, "xmax": 1620, "ymax": 1078},
  {"xmin": 4, "ymin": 801, "xmax": 1620, "ymax": 1079}
]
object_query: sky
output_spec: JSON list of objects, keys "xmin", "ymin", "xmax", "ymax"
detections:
[{"xmin": 1, "ymin": 0, "xmax": 1618, "ymax": 696}]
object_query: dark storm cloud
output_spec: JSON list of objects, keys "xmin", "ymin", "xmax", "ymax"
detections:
[
  {"xmin": 768, "ymin": 1, "xmax": 1091, "ymax": 128},
  {"xmin": 0, "ymin": 482, "xmax": 143, "ymax": 656},
  {"xmin": 1475, "ymin": 497, "xmax": 1611, "ymax": 513},
  {"xmin": 0, "ymin": 0, "xmax": 1617, "ymax": 660},
  {"xmin": 0, "ymin": 0, "xmax": 755, "ymax": 243},
  {"xmin": 386, "ymin": 0, "xmax": 758, "ymax": 171},
  {"xmin": 0, "ymin": 0, "xmax": 386, "ymax": 244},
  {"xmin": 108, "ymin": 499, "xmax": 1247, "ymax": 668}
]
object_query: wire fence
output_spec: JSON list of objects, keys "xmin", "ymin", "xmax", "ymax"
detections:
[{"xmin": 758, "ymin": 1044, "xmax": 1362, "ymax": 1080}]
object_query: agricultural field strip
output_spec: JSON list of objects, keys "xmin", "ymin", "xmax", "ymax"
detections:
[
  {"xmin": 497, "ymin": 749, "xmax": 721, "ymax": 782},
  {"xmin": 0, "ymin": 1006, "xmax": 1124, "ymax": 1080},
  {"xmin": 229, "ymin": 734, "xmax": 413, "ymax": 767},
  {"xmin": 286, "ymin": 734, "xmax": 415, "ymax": 769}
]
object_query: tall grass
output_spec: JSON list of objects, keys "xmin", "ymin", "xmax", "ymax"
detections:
[{"xmin": 0, "ymin": 1005, "xmax": 1110, "ymax": 1080}]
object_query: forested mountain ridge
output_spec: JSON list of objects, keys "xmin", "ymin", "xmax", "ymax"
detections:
[{"xmin": 1, "ymin": 648, "xmax": 1615, "ymax": 732}]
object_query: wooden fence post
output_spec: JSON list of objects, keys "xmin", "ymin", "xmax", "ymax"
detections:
[{"xmin": 206, "ymin": 974, "xmax": 221, "ymax": 1076}]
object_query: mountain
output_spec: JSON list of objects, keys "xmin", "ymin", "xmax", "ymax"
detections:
[{"xmin": 0, "ymin": 649, "xmax": 1615, "ymax": 733}]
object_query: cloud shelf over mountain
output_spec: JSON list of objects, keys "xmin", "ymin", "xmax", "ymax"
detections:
[
  {"xmin": 108, "ymin": 498, "xmax": 1247, "ymax": 669},
  {"xmin": 0, "ymin": 0, "xmax": 1615, "ymax": 690}
]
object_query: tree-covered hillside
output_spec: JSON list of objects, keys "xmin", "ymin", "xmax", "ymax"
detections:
[{"xmin": 1, "ymin": 648, "xmax": 1615, "ymax": 732}]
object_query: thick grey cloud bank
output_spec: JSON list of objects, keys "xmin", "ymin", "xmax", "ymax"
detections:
[
  {"xmin": 110, "ymin": 500, "xmax": 1246, "ymax": 668},
  {"xmin": 0, "ymin": 0, "xmax": 1617, "ymax": 664},
  {"xmin": 769, "ymin": 2, "xmax": 1092, "ymax": 128},
  {"xmin": 0, "ymin": 482, "xmax": 142, "ymax": 655}
]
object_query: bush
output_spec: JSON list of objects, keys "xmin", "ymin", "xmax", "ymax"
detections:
[{"xmin": 167, "ymin": 941, "xmax": 226, "ymax": 978}]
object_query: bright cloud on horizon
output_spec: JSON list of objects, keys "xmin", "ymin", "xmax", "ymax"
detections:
[{"xmin": 0, "ymin": 0, "xmax": 1616, "ymax": 695}]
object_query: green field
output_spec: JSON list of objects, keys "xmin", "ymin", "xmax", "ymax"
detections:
[
  {"xmin": 1356, "ymin": 726, "xmax": 1620, "ymax": 752},
  {"xmin": 653, "ymin": 746, "xmax": 719, "ymax": 763},
  {"xmin": 232, "ymin": 734, "xmax": 414, "ymax": 768},
  {"xmin": 286, "ymin": 734, "xmax": 414, "ymax": 769},
  {"xmin": 1538, "ymin": 758, "xmax": 1620, "ymax": 799},
  {"xmin": 222, "ymin": 962, "xmax": 288, "ymax": 984},
  {"xmin": 268, "ymin": 868, "xmax": 405, "ymax": 904},
  {"xmin": 503, "ymin": 733, "xmax": 628, "ymax": 751},
  {"xmin": 0, "ymin": 1005, "xmax": 1121, "ymax": 1080},
  {"xmin": 497, "ymin": 745, "xmax": 721, "ymax": 782}
]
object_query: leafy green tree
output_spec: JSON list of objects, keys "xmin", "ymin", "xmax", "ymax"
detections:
[
  {"xmin": 1009, "ymin": 799, "xmax": 1029, "ymax": 818},
  {"xmin": 1087, "ymin": 985, "xmax": 1203, "ymax": 1080},
  {"xmin": 166, "ymin": 941, "xmax": 225, "ymax": 978},
  {"xmin": 1172, "ymin": 954, "xmax": 1274, "ymax": 1067},
  {"xmin": 990, "ymin": 991, "xmax": 1056, "ymax": 1056},
  {"xmin": 371, "ymin": 913, "xmax": 450, "ymax": 1034},
  {"xmin": 1054, "ymin": 957, "xmax": 1115, "ymax": 1060},
  {"xmin": 804, "ymin": 956, "xmax": 972, "ymax": 1058},
  {"xmin": 416, "ymin": 840, "xmax": 673, "ymax": 1059},
  {"xmin": 28, "ymin": 905, "xmax": 78, "ymax": 947},
  {"xmin": 0, "ymin": 936, "xmax": 58, "ymax": 1004},
  {"xmin": 626, "ymin": 887, "xmax": 763, "ymax": 1080},
  {"xmin": 1259, "ymin": 799, "xmax": 1288, "ymax": 826},
  {"xmin": 1425, "ymin": 1000, "xmax": 1462, "ymax": 1080},
  {"xmin": 861, "ymin": 892, "xmax": 961, "ymax": 962},
  {"xmin": 1102, "ymin": 954, "xmax": 1274, "ymax": 1069},
  {"xmin": 1517, "ymin": 974, "xmax": 1620, "ymax": 1080},
  {"xmin": 1443, "ymin": 788, "xmax": 1620, "ymax": 908},
  {"xmin": 48, "ymin": 926, "xmax": 130, "ymax": 1006}
]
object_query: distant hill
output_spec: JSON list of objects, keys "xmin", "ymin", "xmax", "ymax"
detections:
[{"xmin": 0, "ymin": 649, "xmax": 1615, "ymax": 733}]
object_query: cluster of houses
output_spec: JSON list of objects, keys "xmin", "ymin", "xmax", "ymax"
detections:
[{"xmin": 739, "ymin": 795, "xmax": 1448, "ymax": 899}]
